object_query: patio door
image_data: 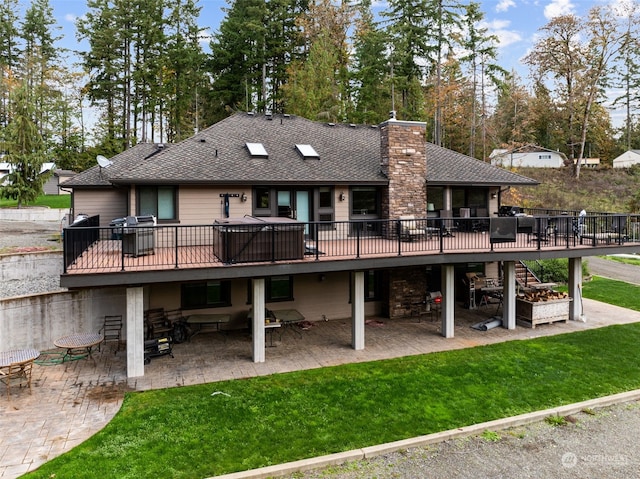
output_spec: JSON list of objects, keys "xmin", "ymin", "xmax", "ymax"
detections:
[{"xmin": 277, "ymin": 189, "xmax": 312, "ymax": 235}]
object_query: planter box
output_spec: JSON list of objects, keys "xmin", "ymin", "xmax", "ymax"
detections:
[{"xmin": 516, "ymin": 297, "xmax": 572, "ymax": 328}]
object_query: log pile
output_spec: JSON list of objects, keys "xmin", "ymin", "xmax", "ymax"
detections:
[{"xmin": 520, "ymin": 290, "xmax": 568, "ymax": 302}]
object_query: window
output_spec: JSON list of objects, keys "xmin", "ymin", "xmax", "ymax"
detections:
[
  {"xmin": 181, "ymin": 281, "xmax": 231, "ymax": 309},
  {"xmin": 295, "ymin": 144, "xmax": 319, "ymax": 159},
  {"xmin": 349, "ymin": 270, "xmax": 383, "ymax": 302},
  {"xmin": 267, "ymin": 275, "xmax": 293, "ymax": 301},
  {"xmin": 539, "ymin": 154, "xmax": 551, "ymax": 160},
  {"xmin": 351, "ymin": 187, "xmax": 379, "ymax": 216},
  {"xmin": 365, "ymin": 270, "xmax": 383, "ymax": 301},
  {"xmin": 138, "ymin": 186, "xmax": 176, "ymax": 220},
  {"xmin": 317, "ymin": 186, "xmax": 334, "ymax": 229},
  {"xmin": 246, "ymin": 142, "xmax": 268, "ymax": 158},
  {"xmin": 253, "ymin": 186, "xmax": 271, "ymax": 215}
]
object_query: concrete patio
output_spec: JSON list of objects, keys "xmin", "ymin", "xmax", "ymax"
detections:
[{"xmin": 2, "ymin": 297, "xmax": 640, "ymax": 478}]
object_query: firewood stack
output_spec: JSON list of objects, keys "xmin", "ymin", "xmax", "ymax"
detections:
[{"xmin": 521, "ymin": 290, "xmax": 568, "ymax": 302}]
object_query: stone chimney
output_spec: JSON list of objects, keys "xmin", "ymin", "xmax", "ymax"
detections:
[{"xmin": 379, "ymin": 119, "xmax": 427, "ymax": 220}]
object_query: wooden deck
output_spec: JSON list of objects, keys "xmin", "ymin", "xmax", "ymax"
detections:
[{"xmin": 63, "ymin": 231, "xmax": 623, "ymax": 275}]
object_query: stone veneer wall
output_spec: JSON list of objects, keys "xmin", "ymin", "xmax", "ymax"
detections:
[
  {"xmin": 380, "ymin": 119, "xmax": 429, "ymax": 319},
  {"xmin": 379, "ymin": 119, "xmax": 427, "ymax": 219},
  {"xmin": 387, "ymin": 266, "xmax": 428, "ymax": 319}
]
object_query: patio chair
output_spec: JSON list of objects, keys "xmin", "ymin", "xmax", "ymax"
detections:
[
  {"xmin": 145, "ymin": 308, "xmax": 172, "ymax": 340},
  {"xmin": 399, "ymin": 215, "xmax": 424, "ymax": 241},
  {"xmin": 0, "ymin": 360, "xmax": 34, "ymax": 398},
  {"xmin": 100, "ymin": 315, "xmax": 123, "ymax": 354}
]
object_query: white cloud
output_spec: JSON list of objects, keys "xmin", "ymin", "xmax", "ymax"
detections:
[
  {"xmin": 544, "ymin": 0, "xmax": 576, "ymax": 19},
  {"xmin": 64, "ymin": 13, "xmax": 76, "ymax": 23},
  {"xmin": 484, "ymin": 19, "xmax": 522, "ymax": 48},
  {"xmin": 496, "ymin": 0, "xmax": 516, "ymax": 13}
]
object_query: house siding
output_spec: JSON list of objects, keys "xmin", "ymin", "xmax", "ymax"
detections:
[
  {"xmin": 148, "ymin": 272, "xmax": 381, "ymax": 330},
  {"xmin": 72, "ymin": 189, "xmax": 128, "ymax": 227}
]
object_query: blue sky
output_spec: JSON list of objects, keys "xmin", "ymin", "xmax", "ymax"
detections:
[
  {"xmin": 45, "ymin": 0, "xmax": 603, "ymax": 73},
  {"xmin": 36, "ymin": 0, "xmax": 625, "ymax": 126}
]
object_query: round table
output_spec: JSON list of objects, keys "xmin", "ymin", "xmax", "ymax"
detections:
[
  {"xmin": 54, "ymin": 333, "xmax": 103, "ymax": 362},
  {"xmin": 0, "ymin": 348, "xmax": 40, "ymax": 368}
]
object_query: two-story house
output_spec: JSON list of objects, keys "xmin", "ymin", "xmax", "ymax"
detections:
[{"xmin": 61, "ymin": 112, "xmax": 637, "ymax": 378}]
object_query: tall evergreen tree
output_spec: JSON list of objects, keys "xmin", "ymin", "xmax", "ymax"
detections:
[
  {"xmin": 20, "ymin": 0, "xmax": 61, "ymax": 141},
  {"xmin": 0, "ymin": 0, "xmax": 20, "ymax": 130},
  {"xmin": 0, "ymin": 82, "xmax": 48, "ymax": 207},
  {"xmin": 163, "ymin": 0, "xmax": 205, "ymax": 142},
  {"xmin": 457, "ymin": 2, "xmax": 504, "ymax": 159},
  {"xmin": 349, "ymin": 0, "xmax": 390, "ymax": 124}
]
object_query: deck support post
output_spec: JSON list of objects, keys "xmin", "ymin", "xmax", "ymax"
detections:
[
  {"xmin": 351, "ymin": 271, "xmax": 365, "ymax": 350},
  {"xmin": 568, "ymin": 257, "xmax": 583, "ymax": 321},
  {"xmin": 252, "ymin": 278, "xmax": 266, "ymax": 362},
  {"xmin": 126, "ymin": 286, "xmax": 145, "ymax": 378},
  {"xmin": 441, "ymin": 265, "xmax": 455, "ymax": 338},
  {"xmin": 503, "ymin": 261, "xmax": 516, "ymax": 329}
]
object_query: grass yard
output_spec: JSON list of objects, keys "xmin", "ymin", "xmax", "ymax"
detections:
[
  {"xmin": 0, "ymin": 194, "xmax": 70, "ymax": 209},
  {"xmin": 24, "ymin": 317, "xmax": 640, "ymax": 479}
]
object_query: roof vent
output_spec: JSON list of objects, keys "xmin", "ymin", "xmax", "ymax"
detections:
[
  {"xmin": 200, "ymin": 138, "xmax": 206, "ymax": 142},
  {"xmin": 295, "ymin": 144, "xmax": 319, "ymax": 160},
  {"xmin": 327, "ymin": 122, "xmax": 335, "ymax": 126},
  {"xmin": 247, "ymin": 111, "xmax": 255, "ymax": 116}
]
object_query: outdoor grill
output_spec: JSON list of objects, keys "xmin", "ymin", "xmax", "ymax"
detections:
[{"xmin": 119, "ymin": 215, "xmax": 156, "ymax": 257}]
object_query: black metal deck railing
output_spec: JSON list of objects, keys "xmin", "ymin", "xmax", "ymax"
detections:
[{"xmin": 63, "ymin": 214, "xmax": 640, "ymax": 274}]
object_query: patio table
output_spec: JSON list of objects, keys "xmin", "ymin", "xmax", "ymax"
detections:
[
  {"xmin": 54, "ymin": 333, "xmax": 103, "ymax": 362},
  {"xmin": 0, "ymin": 349, "xmax": 40, "ymax": 368},
  {"xmin": 271, "ymin": 309, "xmax": 305, "ymax": 338},
  {"xmin": 186, "ymin": 313, "xmax": 232, "ymax": 340}
]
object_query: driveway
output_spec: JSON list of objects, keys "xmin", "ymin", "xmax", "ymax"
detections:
[{"xmin": 586, "ymin": 255, "xmax": 640, "ymax": 285}]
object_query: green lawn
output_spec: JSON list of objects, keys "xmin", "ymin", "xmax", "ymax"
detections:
[
  {"xmin": 24, "ymin": 277, "xmax": 640, "ymax": 479},
  {"xmin": 0, "ymin": 194, "xmax": 70, "ymax": 209}
]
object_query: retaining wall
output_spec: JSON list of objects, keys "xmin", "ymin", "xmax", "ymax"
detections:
[
  {"xmin": 0, "ymin": 251, "xmax": 62, "ymax": 281},
  {"xmin": 0, "ymin": 207, "xmax": 69, "ymax": 222},
  {"xmin": 1, "ymin": 288, "xmax": 127, "ymax": 351}
]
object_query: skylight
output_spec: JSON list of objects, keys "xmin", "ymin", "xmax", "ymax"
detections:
[
  {"xmin": 295, "ymin": 144, "xmax": 319, "ymax": 159},
  {"xmin": 246, "ymin": 142, "xmax": 268, "ymax": 158}
]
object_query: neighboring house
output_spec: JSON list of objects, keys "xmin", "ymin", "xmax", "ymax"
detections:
[
  {"xmin": 0, "ymin": 161, "xmax": 56, "ymax": 185},
  {"xmin": 60, "ymin": 113, "xmax": 636, "ymax": 378},
  {"xmin": 43, "ymin": 169, "xmax": 77, "ymax": 195},
  {"xmin": 489, "ymin": 145, "xmax": 567, "ymax": 168},
  {"xmin": 612, "ymin": 150, "xmax": 640, "ymax": 168},
  {"xmin": 573, "ymin": 158, "xmax": 600, "ymax": 168}
]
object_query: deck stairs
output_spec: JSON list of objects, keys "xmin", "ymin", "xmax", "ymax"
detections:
[{"xmin": 516, "ymin": 261, "xmax": 542, "ymax": 289}]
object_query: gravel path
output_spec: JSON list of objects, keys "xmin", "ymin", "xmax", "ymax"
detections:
[
  {"xmin": 286, "ymin": 401, "xmax": 640, "ymax": 478},
  {"xmin": 0, "ymin": 219, "xmax": 65, "ymax": 299}
]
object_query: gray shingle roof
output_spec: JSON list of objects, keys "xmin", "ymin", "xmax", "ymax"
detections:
[
  {"xmin": 114, "ymin": 113, "xmax": 385, "ymax": 185},
  {"xmin": 65, "ymin": 113, "xmax": 538, "ymax": 188},
  {"xmin": 426, "ymin": 142, "xmax": 539, "ymax": 186},
  {"xmin": 64, "ymin": 143, "xmax": 170, "ymax": 187}
]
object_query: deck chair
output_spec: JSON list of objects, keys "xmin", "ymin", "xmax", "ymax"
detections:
[
  {"xmin": 399, "ymin": 215, "xmax": 424, "ymax": 241},
  {"xmin": 0, "ymin": 360, "xmax": 34, "ymax": 398},
  {"xmin": 439, "ymin": 210, "xmax": 457, "ymax": 237},
  {"xmin": 145, "ymin": 308, "xmax": 172, "ymax": 340},
  {"xmin": 100, "ymin": 315, "xmax": 123, "ymax": 354}
]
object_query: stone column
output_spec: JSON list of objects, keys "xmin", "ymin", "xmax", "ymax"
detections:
[{"xmin": 379, "ymin": 119, "xmax": 428, "ymax": 219}]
